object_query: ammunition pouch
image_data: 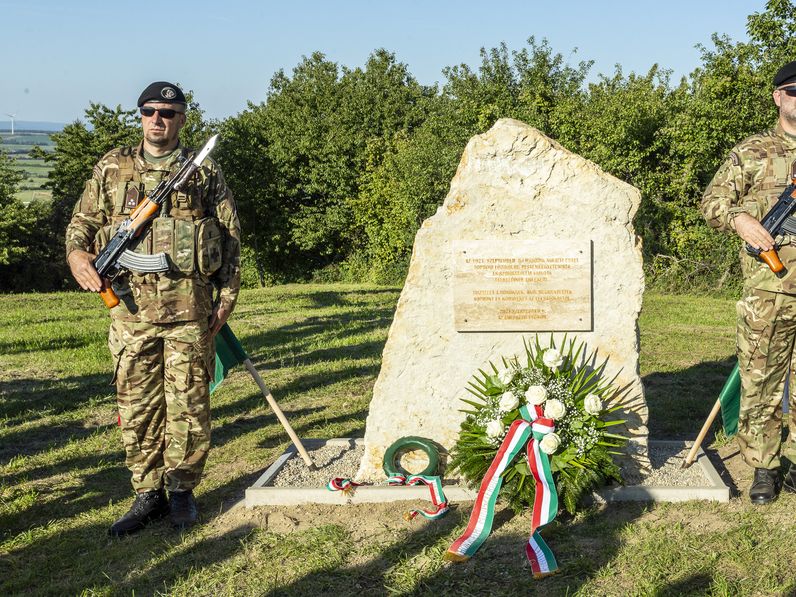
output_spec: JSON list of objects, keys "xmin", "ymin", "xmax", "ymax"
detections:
[
  {"xmin": 98, "ymin": 216, "xmax": 223, "ymax": 276},
  {"xmin": 195, "ymin": 217, "xmax": 223, "ymax": 276},
  {"xmin": 153, "ymin": 217, "xmax": 195, "ymax": 274}
]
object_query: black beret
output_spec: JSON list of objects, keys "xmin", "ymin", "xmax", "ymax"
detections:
[
  {"xmin": 774, "ymin": 61, "xmax": 796, "ymax": 88},
  {"xmin": 137, "ymin": 81, "xmax": 187, "ymax": 107}
]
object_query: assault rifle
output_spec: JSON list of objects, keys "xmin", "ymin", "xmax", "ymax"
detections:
[
  {"xmin": 746, "ymin": 176, "xmax": 796, "ymax": 278},
  {"xmin": 93, "ymin": 134, "xmax": 219, "ymax": 308}
]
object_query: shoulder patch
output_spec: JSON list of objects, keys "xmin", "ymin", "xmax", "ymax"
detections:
[{"xmin": 730, "ymin": 151, "xmax": 741, "ymax": 167}]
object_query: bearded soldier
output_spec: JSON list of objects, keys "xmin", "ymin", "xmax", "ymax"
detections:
[
  {"xmin": 66, "ymin": 82, "xmax": 241, "ymax": 534},
  {"xmin": 702, "ymin": 61, "xmax": 796, "ymax": 504}
]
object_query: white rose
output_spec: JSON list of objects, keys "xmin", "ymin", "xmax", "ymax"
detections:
[
  {"xmin": 497, "ymin": 368, "xmax": 515, "ymax": 385},
  {"xmin": 499, "ymin": 391, "xmax": 519, "ymax": 411},
  {"xmin": 543, "ymin": 348, "xmax": 564, "ymax": 370},
  {"xmin": 525, "ymin": 385, "xmax": 548, "ymax": 405},
  {"xmin": 544, "ymin": 398, "xmax": 566, "ymax": 420},
  {"xmin": 539, "ymin": 432, "xmax": 561, "ymax": 455},
  {"xmin": 584, "ymin": 393, "xmax": 603, "ymax": 416},
  {"xmin": 486, "ymin": 419, "xmax": 505, "ymax": 439}
]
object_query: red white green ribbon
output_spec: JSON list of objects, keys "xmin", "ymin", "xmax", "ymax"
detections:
[
  {"xmin": 444, "ymin": 419, "xmax": 533, "ymax": 560},
  {"xmin": 327, "ymin": 474, "xmax": 449, "ymax": 520},
  {"xmin": 445, "ymin": 405, "xmax": 560, "ymax": 578},
  {"xmin": 525, "ymin": 418, "xmax": 558, "ymax": 578},
  {"xmin": 327, "ymin": 477, "xmax": 361, "ymax": 496},
  {"xmin": 387, "ymin": 473, "xmax": 407, "ymax": 485},
  {"xmin": 403, "ymin": 475, "xmax": 449, "ymax": 520}
]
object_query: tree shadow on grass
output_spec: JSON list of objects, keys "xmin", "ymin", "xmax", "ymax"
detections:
[
  {"xmin": 0, "ymin": 372, "xmax": 110, "ymax": 422},
  {"xmin": 650, "ymin": 573, "xmax": 714, "ymax": 597},
  {"xmin": 0, "ymin": 370, "xmax": 114, "ymax": 467},
  {"xmin": 210, "ymin": 405, "xmax": 369, "ymax": 452},
  {"xmin": 0, "ymin": 287, "xmax": 402, "ymax": 593},
  {"xmin": 2, "ymin": 288, "xmax": 393, "ymax": 469},
  {"xmin": 0, "ymin": 461, "xmax": 131, "ymax": 541},
  {"xmin": 0, "ymin": 513, "xmax": 261, "ymax": 596},
  {"xmin": 263, "ymin": 501, "xmax": 651, "ymax": 596},
  {"xmin": 211, "ymin": 362, "xmax": 379, "ymax": 423},
  {"xmin": 643, "ymin": 356, "xmax": 736, "ymax": 439},
  {"xmin": 240, "ymin": 313, "xmax": 394, "ymax": 372},
  {"xmin": 0, "ymin": 334, "xmax": 98, "ymax": 356},
  {"xmin": 0, "ymin": 419, "xmax": 112, "ymax": 466}
]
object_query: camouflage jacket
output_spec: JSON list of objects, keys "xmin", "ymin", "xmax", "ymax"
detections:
[
  {"xmin": 65, "ymin": 141, "xmax": 241, "ymax": 322},
  {"xmin": 701, "ymin": 123, "xmax": 796, "ymax": 293}
]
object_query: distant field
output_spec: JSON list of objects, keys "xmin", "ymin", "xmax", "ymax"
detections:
[{"xmin": 0, "ymin": 131, "xmax": 55, "ymax": 204}]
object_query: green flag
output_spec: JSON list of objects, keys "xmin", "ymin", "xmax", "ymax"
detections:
[
  {"xmin": 719, "ymin": 363, "xmax": 740, "ymax": 437},
  {"xmin": 207, "ymin": 323, "xmax": 314, "ymax": 466},
  {"xmin": 211, "ymin": 324, "xmax": 249, "ymax": 394}
]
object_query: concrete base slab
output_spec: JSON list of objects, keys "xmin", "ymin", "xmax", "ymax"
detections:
[
  {"xmin": 595, "ymin": 440, "xmax": 729, "ymax": 503},
  {"xmin": 245, "ymin": 438, "xmax": 729, "ymax": 507},
  {"xmin": 245, "ymin": 438, "xmax": 478, "ymax": 506}
]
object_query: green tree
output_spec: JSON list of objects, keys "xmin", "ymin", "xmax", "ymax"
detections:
[
  {"xmin": 222, "ymin": 49, "xmax": 433, "ymax": 282},
  {"xmin": 46, "ymin": 104, "xmax": 140, "ymax": 245},
  {"xmin": 179, "ymin": 89, "xmax": 216, "ymax": 150},
  {"xmin": 0, "ymin": 148, "xmax": 26, "ymax": 266},
  {"xmin": 351, "ymin": 38, "xmax": 592, "ymax": 282},
  {"xmin": 0, "ymin": 149, "xmax": 61, "ymax": 290},
  {"xmin": 443, "ymin": 37, "xmax": 592, "ymax": 138},
  {"xmin": 216, "ymin": 106, "xmax": 285, "ymax": 285},
  {"xmin": 645, "ymin": 0, "xmax": 796, "ymax": 291},
  {"xmin": 353, "ymin": 97, "xmax": 467, "ymax": 281}
]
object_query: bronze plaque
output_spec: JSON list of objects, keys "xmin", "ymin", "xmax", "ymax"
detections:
[{"xmin": 453, "ymin": 239, "xmax": 592, "ymax": 332}]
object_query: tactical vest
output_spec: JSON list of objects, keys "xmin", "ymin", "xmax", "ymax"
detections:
[
  {"xmin": 101, "ymin": 145, "xmax": 223, "ymax": 277},
  {"xmin": 747, "ymin": 132, "xmax": 795, "ymax": 212},
  {"xmin": 739, "ymin": 130, "xmax": 796, "ymax": 288}
]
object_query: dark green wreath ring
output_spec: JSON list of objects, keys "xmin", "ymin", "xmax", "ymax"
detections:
[{"xmin": 382, "ymin": 436, "xmax": 440, "ymax": 477}]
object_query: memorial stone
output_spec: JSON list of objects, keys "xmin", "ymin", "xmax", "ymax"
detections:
[{"xmin": 356, "ymin": 118, "xmax": 647, "ymax": 481}]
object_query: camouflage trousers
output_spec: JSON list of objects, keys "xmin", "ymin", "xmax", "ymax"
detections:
[
  {"xmin": 109, "ymin": 318, "xmax": 215, "ymax": 493},
  {"xmin": 736, "ymin": 288, "xmax": 796, "ymax": 470}
]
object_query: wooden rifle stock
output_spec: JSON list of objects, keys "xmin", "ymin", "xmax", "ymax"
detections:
[
  {"xmin": 128, "ymin": 197, "xmax": 160, "ymax": 235},
  {"xmin": 749, "ymin": 177, "xmax": 796, "ymax": 277},
  {"xmin": 757, "ymin": 248, "xmax": 787, "ymax": 278},
  {"xmin": 99, "ymin": 279, "xmax": 119, "ymax": 308}
]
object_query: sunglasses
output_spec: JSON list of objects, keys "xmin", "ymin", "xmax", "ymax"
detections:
[
  {"xmin": 779, "ymin": 87, "xmax": 796, "ymax": 97},
  {"xmin": 140, "ymin": 107, "xmax": 183, "ymax": 119}
]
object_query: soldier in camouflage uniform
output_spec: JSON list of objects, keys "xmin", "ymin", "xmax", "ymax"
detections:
[
  {"xmin": 702, "ymin": 61, "xmax": 796, "ymax": 504},
  {"xmin": 65, "ymin": 82, "xmax": 241, "ymax": 534}
]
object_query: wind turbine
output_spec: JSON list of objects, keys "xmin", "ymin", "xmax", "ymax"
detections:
[{"xmin": 5, "ymin": 114, "xmax": 17, "ymax": 136}]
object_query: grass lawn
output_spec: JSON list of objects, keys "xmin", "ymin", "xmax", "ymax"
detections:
[{"xmin": 1, "ymin": 286, "xmax": 793, "ymax": 596}]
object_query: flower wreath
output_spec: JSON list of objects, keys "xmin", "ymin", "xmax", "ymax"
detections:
[{"xmin": 450, "ymin": 335, "xmax": 628, "ymax": 515}]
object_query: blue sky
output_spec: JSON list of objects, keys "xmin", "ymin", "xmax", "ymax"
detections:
[{"xmin": 1, "ymin": 0, "xmax": 760, "ymax": 123}]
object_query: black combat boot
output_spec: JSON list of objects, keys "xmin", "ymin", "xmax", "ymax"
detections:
[
  {"xmin": 169, "ymin": 490, "xmax": 198, "ymax": 529},
  {"xmin": 749, "ymin": 467, "xmax": 781, "ymax": 504},
  {"xmin": 109, "ymin": 489, "xmax": 169, "ymax": 536},
  {"xmin": 782, "ymin": 465, "xmax": 796, "ymax": 494}
]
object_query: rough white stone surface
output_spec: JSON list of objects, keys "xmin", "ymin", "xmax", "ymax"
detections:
[{"xmin": 356, "ymin": 118, "xmax": 647, "ymax": 481}]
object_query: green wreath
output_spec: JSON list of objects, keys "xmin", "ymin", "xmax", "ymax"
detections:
[{"xmin": 382, "ymin": 436, "xmax": 440, "ymax": 477}]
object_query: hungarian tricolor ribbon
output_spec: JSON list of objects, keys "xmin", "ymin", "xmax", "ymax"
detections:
[
  {"xmin": 444, "ymin": 405, "xmax": 559, "ymax": 578},
  {"xmin": 327, "ymin": 474, "xmax": 449, "ymax": 520},
  {"xmin": 326, "ymin": 477, "xmax": 361, "ymax": 496},
  {"xmin": 525, "ymin": 418, "xmax": 558, "ymax": 577},
  {"xmin": 403, "ymin": 475, "xmax": 449, "ymax": 520}
]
